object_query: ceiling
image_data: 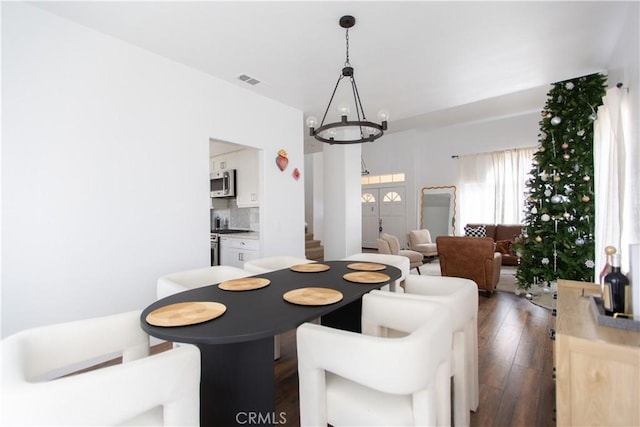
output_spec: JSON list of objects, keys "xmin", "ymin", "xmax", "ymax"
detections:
[{"xmin": 32, "ymin": 1, "xmax": 631, "ymax": 153}]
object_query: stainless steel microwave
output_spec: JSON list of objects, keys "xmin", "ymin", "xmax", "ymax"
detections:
[{"xmin": 210, "ymin": 170, "xmax": 236, "ymax": 198}]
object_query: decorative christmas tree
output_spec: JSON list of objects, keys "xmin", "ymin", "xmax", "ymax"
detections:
[{"xmin": 515, "ymin": 73, "xmax": 607, "ymax": 290}]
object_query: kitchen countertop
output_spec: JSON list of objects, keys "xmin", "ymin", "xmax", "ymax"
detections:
[{"xmin": 217, "ymin": 231, "xmax": 259, "ymax": 239}]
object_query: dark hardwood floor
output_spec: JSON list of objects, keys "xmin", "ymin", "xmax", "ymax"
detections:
[{"xmin": 273, "ymin": 290, "xmax": 556, "ymax": 427}]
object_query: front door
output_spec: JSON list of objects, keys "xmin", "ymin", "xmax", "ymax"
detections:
[
  {"xmin": 361, "ymin": 186, "xmax": 407, "ymax": 249},
  {"xmin": 361, "ymin": 189, "xmax": 380, "ymax": 249}
]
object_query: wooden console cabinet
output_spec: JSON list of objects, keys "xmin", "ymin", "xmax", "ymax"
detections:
[{"xmin": 555, "ymin": 279, "xmax": 640, "ymax": 426}]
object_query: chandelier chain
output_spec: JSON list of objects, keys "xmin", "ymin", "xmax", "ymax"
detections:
[{"xmin": 345, "ymin": 29, "xmax": 350, "ymax": 66}]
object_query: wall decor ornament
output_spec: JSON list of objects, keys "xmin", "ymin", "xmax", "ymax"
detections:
[{"xmin": 276, "ymin": 149, "xmax": 289, "ymax": 171}]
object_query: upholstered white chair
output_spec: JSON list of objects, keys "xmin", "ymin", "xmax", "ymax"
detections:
[
  {"xmin": 378, "ymin": 233, "xmax": 423, "ymax": 274},
  {"xmin": 1, "ymin": 310, "xmax": 200, "ymax": 426},
  {"xmin": 403, "ymin": 274, "xmax": 480, "ymax": 423},
  {"xmin": 297, "ymin": 291, "xmax": 452, "ymax": 426},
  {"xmin": 342, "ymin": 252, "xmax": 410, "ymax": 292},
  {"xmin": 408, "ymin": 229, "xmax": 439, "ymax": 260},
  {"xmin": 157, "ymin": 265, "xmax": 252, "ymax": 300},
  {"xmin": 243, "ymin": 255, "xmax": 313, "ymax": 274}
]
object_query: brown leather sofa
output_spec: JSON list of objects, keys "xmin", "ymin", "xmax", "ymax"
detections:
[
  {"xmin": 436, "ymin": 236, "xmax": 502, "ymax": 296},
  {"xmin": 465, "ymin": 223, "xmax": 522, "ymax": 266}
]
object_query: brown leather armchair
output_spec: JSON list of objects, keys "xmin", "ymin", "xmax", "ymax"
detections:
[{"xmin": 436, "ymin": 236, "xmax": 502, "ymax": 296}]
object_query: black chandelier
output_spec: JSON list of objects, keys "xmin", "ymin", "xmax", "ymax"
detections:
[{"xmin": 306, "ymin": 15, "xmax": 388, "ymax": 145}]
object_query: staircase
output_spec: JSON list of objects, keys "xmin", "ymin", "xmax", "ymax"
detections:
[{"xmin": 305, "ymin": 233, "xmax": 324, "ymax": 262}]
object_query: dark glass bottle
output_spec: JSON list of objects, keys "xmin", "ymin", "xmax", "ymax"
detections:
[{"xmin": 603, "ymin": 254, "xmax": 630, "ymax": 315}]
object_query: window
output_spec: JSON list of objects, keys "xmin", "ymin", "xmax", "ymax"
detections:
[
  {"xmin": 383, "ymin": 191, "xmax": 401, "ymax": 202},
  {"xmin": 361, "ymin": 173, "xmax": 405, "ymax": 185},
  {"xmin": 361, "ymin": 193, "xmax": 376, "ymax": 203}
]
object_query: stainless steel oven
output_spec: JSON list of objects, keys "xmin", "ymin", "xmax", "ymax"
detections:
[{"xmin": 211, "ymin": 233, "xmax": 220, "ymax": 266}]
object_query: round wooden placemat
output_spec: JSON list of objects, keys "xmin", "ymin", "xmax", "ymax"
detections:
[
  {"xmin": 218, "ymin": 277, "xmax": 270, "ymax": 291},
  {"xmin": 146, "ymin": 301, "xmax": 226, "ymax": 327},
  {"xmin": 283, "ymin": 287, "xmax": 343, "ymax": 306},
  {"xmin": 346, "ymin": 262, "xmax": 387, "ymax": 271},
  {"xmin": 289, "ymin": 263, "xmax": 331, "ymax": 273},
  {"xmin": 343, "ymin": 271, "xmax": 391, "ymax": 284}
]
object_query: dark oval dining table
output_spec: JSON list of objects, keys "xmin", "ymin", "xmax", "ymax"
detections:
[{"xmin": 140, "ymin": 260, "xmax": 401, "ymax": 426}]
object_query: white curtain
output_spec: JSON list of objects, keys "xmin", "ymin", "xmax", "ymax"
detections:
[
  {"xmin": 594, "ymin": 86, "xmax": 630, "ymax": 279},
  {"xmin": 458, "ymin": 147, "xmax": 535, "ymax": 232}
]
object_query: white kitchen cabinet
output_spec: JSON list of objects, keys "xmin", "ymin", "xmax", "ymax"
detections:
[
  {"xmin": 236, "ymin": 148, "xmax": 260, "ymax": 207},
  {"xmin": 219, "ymin": 236, "xmax": 260, "ymax": 268},
  {"xmin": 210, "ymin": 151, "xmax": 239, "ymax": 173}
]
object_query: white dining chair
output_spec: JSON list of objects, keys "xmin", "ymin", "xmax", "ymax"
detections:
[
  {"xmin": 401, "ymin": 274, "xmax": 480, "ymax": 424},
  {"xmin": 243, "ymin": 255, "xmax": 314, "ymax": 274},
  {"xmin": 342, "ymin": 252, "xmax": 410, "ymax": 292},
  {"xmin": 157, "ymin": 265, "xmax": 252, "ymax": 300},
  {"xmin": 297, "ymin": 291, "xmax": 452, "ymax": 426},
  {"xmin": 1, "ymin": 310, "xmax": 200, "ymax": 426}
]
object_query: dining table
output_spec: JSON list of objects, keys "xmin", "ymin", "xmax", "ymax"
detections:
[{"xmin": 140, "ymin": 260, "xmax": 401, "ymax": 426}]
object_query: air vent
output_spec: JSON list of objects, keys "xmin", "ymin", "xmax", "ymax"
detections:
[{"xmin": 237, "ymin": 74, "xmax": 260, "ymax": 86}]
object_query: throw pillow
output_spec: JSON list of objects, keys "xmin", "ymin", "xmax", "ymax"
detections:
[
  {"xmin": 464, "ymin": 225, "xmax": 486, "ymax": 238},
  {"xmin": 495, "ymin": 240, "xmax": 513, "ymax": 255}
]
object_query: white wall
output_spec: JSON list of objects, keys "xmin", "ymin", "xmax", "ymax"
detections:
[{"xmin": 1, "ymin": 3, "xmax": 304, "ymax": 337}]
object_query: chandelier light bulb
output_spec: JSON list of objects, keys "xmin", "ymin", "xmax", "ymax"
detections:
[
  {"xmin": 306, "ymin": 116, "xmax": 318, "ymax": 129},
  {"xmin": 377, "ymin": 109, "xmax": 390, "ymax": 122},
  {"xmin": 338, "ymin": 104, "xmax": 350, "ymax": 116}
]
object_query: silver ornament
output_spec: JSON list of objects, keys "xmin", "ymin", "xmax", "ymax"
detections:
[
  {"xmin": 588, "ymin": 113, "xmax": 597, "ymax": 121},
  {"xmin": 565, "ymin": 82, "xmax": 574, "ymax": 90},
  {"xmin": 551, "ymin": 195, "xmax": 562, "ymax": 204},
  {"xmin": 583, "ymin": 175, "xmax": 591, "ymax": 181},
  {"xmin": 575, "ymin": 238, "xmax": 585, "ymax": 246},
  {"xmin": 563, "ymin": 154, "xmax": 570, "ymax": 160},
  {"xmin": 544, "ymin": 189, "xmax": 552, "ymax": 197},
  {"xmin": 551, "ymin": 116, "xmax": 562, "ymax": 126},
  {"xmin": 541, "ymin": 257, "xmax": 550, "ymax": 265},
  {"xmin": 541, "ymin": 214, "xmax": 551, "ymax": 222}
]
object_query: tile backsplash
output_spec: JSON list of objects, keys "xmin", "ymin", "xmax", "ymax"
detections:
[{"xmin": 211, "ymin": 198, "xmax": 259, "ymax": 231}]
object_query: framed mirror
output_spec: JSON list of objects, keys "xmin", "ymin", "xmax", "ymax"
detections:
[{"xmin": 420, "ymin": 186, "xmax": 457, "ymax": 237}]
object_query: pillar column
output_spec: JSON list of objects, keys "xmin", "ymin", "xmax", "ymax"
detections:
[{"xmin": 323, "ymin": 141, "xmax": 362, "ymax": 259}]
